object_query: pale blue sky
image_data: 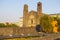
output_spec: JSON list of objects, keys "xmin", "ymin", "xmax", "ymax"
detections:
[{"xmin": 0, "ymin": 0, "xmax": 60, "ymax": 22}]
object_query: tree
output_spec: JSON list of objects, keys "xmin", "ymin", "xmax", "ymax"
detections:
[
  {"xmin": 40, "ymin": 15, "xmax": 53, "ymax": 33},
  {"xmin": 6, "ymin": 23, "xmax": 18, "ymax": 27},
  {"xmin": 51, "ymin": 20, "xmax": 58, "ymax": 33},
  {"xmin": 5, "ymin": 22, "xmax": 12, "ymax": 27},
  {"xmin": 11, "ymin": 24, "xmax": 18, "ymax": 27},
  {"xmin": 54, "ymin": 17, "xmax": 60, "ymax": 32},
  {"xmin": 0, "ymin": 22, "xmax": 18, "ymax": 28},
  {"xmin": 0, "ymin": 23, "xmax": 6, "ymax": 27}
]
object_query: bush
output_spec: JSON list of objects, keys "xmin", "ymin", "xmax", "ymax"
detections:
[{"xmin": 0, "ymin": 23, "xmax": 6, "ymax": 27}]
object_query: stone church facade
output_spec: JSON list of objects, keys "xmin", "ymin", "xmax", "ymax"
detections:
[{"xmin": 23, "ymin": 2, "xmax": 43, "ymax": 27}]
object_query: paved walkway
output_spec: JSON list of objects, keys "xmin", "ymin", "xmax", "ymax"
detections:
[
  {"xmin": 30, "ymin": 33, "xmax": 60, "ymax": 40},
  {"xmin": 0, "ymin": 32, "xmax": 60, "ymax": 40}
]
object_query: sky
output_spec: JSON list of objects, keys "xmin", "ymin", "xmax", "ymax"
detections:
[{"xmin": 0, "ymin": 0, "xmax": 60, "ymax": 22}]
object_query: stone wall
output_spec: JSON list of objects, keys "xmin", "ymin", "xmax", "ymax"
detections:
[
  {"xmin": 0, "ymin": 27, "xmax": 38, "ymax": 35},
  {"xmin": 0, "ymin": 27, "xmax": 13, "ymax": 36}
]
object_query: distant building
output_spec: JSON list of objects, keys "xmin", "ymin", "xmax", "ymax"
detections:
[
  {"xmin": 19, "ymin": 2, "xmax": 60, "ymax": 27},
  {"xmin": 23, "ymin": 2, "xmax": 43, "ymax": 27},
  {"xmin": 49, "ymin": 13, "xmax": 60, "ymax": 18},
  {"xmin": 13, "ymin": 17, "xmax": 23, "ymax": 27},
  {"xmin": 19, "ymin": 17, "xmax": 23, "ymax": 27}
]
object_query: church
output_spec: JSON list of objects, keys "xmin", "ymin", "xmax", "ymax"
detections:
[{"xmin": 23, "ymin": 2, "xmax": 43, "ymax": 27}]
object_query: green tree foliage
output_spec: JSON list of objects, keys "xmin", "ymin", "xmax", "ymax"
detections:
[
  {"xmin": 0, "ymin": 23, "xmax": 6, "ymax": 27},
  {"xmin": 5, "ymin": 22, "xmax": 18, "ymax": 27},
  {"xmin": 40, "ymin": 15, "xmax": 53, "ymax": 33},
  {"xmin": 6, "ymin": 23, "xmax": 18, "ymax": 27},
  {"xmin": 0, "ymin": 23, "xmax": 18, "ymax": 28},
  {"xmin": 11, "ymin": 24, "xmax": 18, "ymax": 27}
]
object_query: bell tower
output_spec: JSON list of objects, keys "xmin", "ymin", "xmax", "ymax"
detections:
[
  {"xmin": 37, "ymin": 2, "xmax": 42, "ymax": 25},
  {"xmin": 23, "ymin": 4, "xmax": 28, "ymax": 27},
  {"xmin": 37, "ymin": 2, "xmax": 42, "ymax": 16}
]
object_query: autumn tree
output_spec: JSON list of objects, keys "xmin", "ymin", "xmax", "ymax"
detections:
[
  {"xmin": 54, "ymin": 17, "xmax": 60, "ymax": 32},
  {"xmin": 40, "ymin": 15, "xmax": 53, "ymax": 33}
]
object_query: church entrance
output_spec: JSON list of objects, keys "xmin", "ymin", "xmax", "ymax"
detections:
[
  {"xmin": 36, "ymin": 25, "xmax": 42, "ymax": 32},
  {"xmin": 28, "ymin": 15, "xmax": 36, "ymax": 27}
]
